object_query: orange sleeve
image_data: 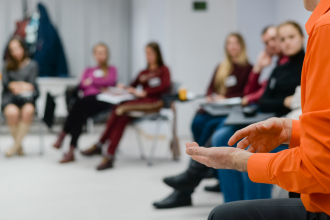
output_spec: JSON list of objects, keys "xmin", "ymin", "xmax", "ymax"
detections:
[
  {"xmin": 247, "ymin": 25, "xmax": 330, "ymax": 195},
  {"xmin": 289, "ymin": 119, "xmax": 300, "ymax": 148}
]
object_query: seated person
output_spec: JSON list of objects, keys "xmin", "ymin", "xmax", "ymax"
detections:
[
  {"xmin": 153, "ymin": 25, "xmax": 287, "ymax": 209},
  {"xmin": 191, "ymin": 33, "xmax": 252, "ymax": 147},
  {"xmin": 52, "ymin": 43, "xmax": 117, "ymax": 163},
  {"xmin": 2, "ymin": 37, "xmax": 39, "ymax": 157},
  {"xmin": 81, "ymin": 42, "xmax": 171, "ymax": 171},
  {"xmin": 212, "ymin": 21, "xmax": 305, "ymax": 203}
]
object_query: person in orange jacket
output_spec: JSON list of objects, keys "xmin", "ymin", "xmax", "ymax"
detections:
[{"xmin": 186, "ymin": 0, "xmax": 330, "ymax": 219}]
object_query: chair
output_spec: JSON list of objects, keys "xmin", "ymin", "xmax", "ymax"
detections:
[
  {"xmin": 0, "ymin": 112, "xmax": 45, "ymax": 156},
  {"xmin": 130, "ymin": 82, "xmax": 181, "ymax": 166}
]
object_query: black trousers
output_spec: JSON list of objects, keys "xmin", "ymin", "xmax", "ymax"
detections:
[
  {"xmin": 63, "ymin": 95, "xmax": 112, "ymax": 146},
  {"xmin": 208, "ymin": 199, "xmax": 330, "ymax": 220}
]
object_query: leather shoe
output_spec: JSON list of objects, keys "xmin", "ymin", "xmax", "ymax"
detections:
[
  {"xmin": 96, "ymin": 157, "xmax": 114, "ymax": 171},
  {"xmin": 153, "ymin": 190, "xmax": 192, "ymax": 209},
  {"xmin": 81, "ymin": 144, "xmax": 102, "ymax": 156},
  {"xmin": 163, "ymin": 171, "xmax": 201, "ymax": 190},
  {"xmin": 60, "ymin": 146, "xmax": 75, "ymax": 163},
  {"xmin": 204, "ymin": 182, "xmax": 221, "ymax": 193}
]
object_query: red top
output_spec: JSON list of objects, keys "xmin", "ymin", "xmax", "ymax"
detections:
[
  {"xmin": 244, "ymin": 56, "xmax": 289, "ymax": 104},
  {"xmin": 130, "ymin": 65, "xmax": 171, "ymax": 100},
  {"xmin": 206, "ymin": 63, "xmax": 252, "ymax": 98}
]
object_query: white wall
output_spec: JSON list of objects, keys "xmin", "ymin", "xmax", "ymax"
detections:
[
  {"xmin": 0, "ymin": 0, "xmax": 132, "ymax": 82},
  {"xmin": 131, "ymin": 0, "xmax": 237, "ymax": 137}
]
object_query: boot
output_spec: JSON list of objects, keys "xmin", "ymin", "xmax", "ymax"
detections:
[
  {"xmin": 96, "ymin": 156, "xmax": 114, "ymax": 171},
  {"xmin": 163, "ymin": 159, "xmax": 209, "ymax": 190},
  {"xmin": 60, "ymin": 145, "xmax": 75, "ymax": 163},
  {"xmin": 53, "ymin": 131, "xmax": 66, "ymax": 149},
  {"xmin": 163, "ymin": 138, "xmax": 212, "ymax": 190},
  {"xmin": 6, "ymin": 122, "xmax": 30, "ymax": 157},
  {"xmin": 81, "ymin": 144, "xmax": 102, "ymax": 156},
  {"xmin": 153, "ymin": 190, "xmax": 192, "ymax": 209},
  {"xmin": 204, "ymin": 182, "xmax": 221, "ymax": 193}
]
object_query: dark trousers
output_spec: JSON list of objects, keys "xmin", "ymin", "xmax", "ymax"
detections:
[
  {"xmin": 208, "ymin": 199, "xmax": 330, "ymax": 220},
  {"xmin": 63, "ymin": 95, "xmax": 112, "ymax": 146}
]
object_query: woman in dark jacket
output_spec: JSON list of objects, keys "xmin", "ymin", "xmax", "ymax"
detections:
[{"xmin": 2, "ymin": 37, "xmax": 39, "ymax": 157}]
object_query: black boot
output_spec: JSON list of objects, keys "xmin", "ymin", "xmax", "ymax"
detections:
[
  {"xmin": 163, "ymin": 159, "xmax": 209, "ymax": 190},
  {"xmin": 153, "ymin": 190, "xmax": 192, "ymax": 209},
  {"xmin": 204, "ymin": 182, "xmax": 221, "ymax": 193},
  {"xmin": 163, "ymin": 139, "xmax": 212, "ymax": 190}
]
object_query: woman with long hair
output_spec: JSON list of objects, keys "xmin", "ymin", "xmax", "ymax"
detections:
[
  {"xmin": 191, "ymin": 33, "xmax": 252, "ymax": 147},
  {"xmin": 52, "ymin": 43, "xmax": 117, "ymax": 163},
  {"xmin": 2, "ymin": 37, "xmax": 39, "ymax": 157},
  {"xmin": 80, "ymin": 42, "xmax": 171, "ymax": 170}
]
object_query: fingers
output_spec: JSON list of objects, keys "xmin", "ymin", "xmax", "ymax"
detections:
[
  {"xmin": 247, "ymin": 145, "xmax": 256, "ymax": 153},
  {"xmin": 185, "ymin": 142, "xmax": 199, "ymax": 149},
  {"xmin": 190, "ymin": 155, "xmax": 211, "ymax": 167},
  {"xmin": 186, "ymin": 147, "xmax": 210, "ymax": 158},
  {"xmin": 228, "ymin": 126, "xmax": 252, "ymax": 146},
  {"xmin": 237, "ymin": 137, "xmax": 250, "ymax": 150}
]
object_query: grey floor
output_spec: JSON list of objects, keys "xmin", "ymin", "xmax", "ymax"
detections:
[{"xmin": 0, "ymin": 125, "xmax": 223, "ymax": 220}]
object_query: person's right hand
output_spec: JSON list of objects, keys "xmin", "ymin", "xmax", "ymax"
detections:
[
  {"xmin": 228, "ymin": 117, "xmax": 292, "ymax": 153},
  {"xmin": 252, "ymin": 51, "xmax": 272, "ymax": 73},
  {"xmin": 83, "ymin": 78, "xmax": 93, "ymax": 86}
]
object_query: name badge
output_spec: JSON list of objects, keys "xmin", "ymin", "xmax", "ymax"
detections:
[
  {"xmin": 148, "ymin": 77, "xmax": 161, "ymax": 88},
  {"xmin": 93, "ymin": 69, "xmax": 104, "ymax": 78},
  {"xmin": 225, "ymin": 75, "xmax": 237, "ymax": 87},
  {"xmin": 269, "ymin": 78, "xmax": 276, "ymax": 90}
]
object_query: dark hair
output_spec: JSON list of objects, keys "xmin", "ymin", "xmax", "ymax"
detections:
[
  {"xmin": 278, "ymin": 21, "xmax": 304, "ymax": 37},
  {"xmin": 262, "ymin": 25, "xmax": 276, "ymax": 35},
  {"xmin": 146, "ymin": 42, "xmax": 164, "ymax": 67},
  {"xmin": 6, "ymin": 37, "xmax": 28, "ymax": 71}
]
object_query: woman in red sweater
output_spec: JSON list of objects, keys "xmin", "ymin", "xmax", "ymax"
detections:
[
  {"xmin": 80, "ymin": 42, "xmax": 171, "ymax": 170},
  {"xmin": 191, "ymin": 33, "xmax": 252, "ymax": 147}
]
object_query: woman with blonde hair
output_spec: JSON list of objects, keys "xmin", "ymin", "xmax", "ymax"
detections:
[
  {"xmin": 52, "ymin": 43, "xmax": 117, "ymax": 163},
  {"xmin": 191, "ymin": 33, "xmax": 252, "ymax": 147}
]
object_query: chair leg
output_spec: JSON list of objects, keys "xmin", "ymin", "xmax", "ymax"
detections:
[
  {"xmin": 87, "ymin": 118, "xmax": 94, "ymax": 134},
  {"xmin": 38, "ymin": 117, "xmax": 45, "ymax": 156},
  {"xmin": 135, "ymin": 126, "xmax": 146, "ymax": 160},
  {"xmin": 147, "ymin": 118, "xmax": 162, "ymax": 166}
]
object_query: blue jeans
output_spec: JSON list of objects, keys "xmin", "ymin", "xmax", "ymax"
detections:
[
  {"xmin": 191, "ymin": 113, "xmax": 226, "ymax": 146},
  {"xmin": 211, "ymin": 125, "xmax": 288, "ymax": 203}
]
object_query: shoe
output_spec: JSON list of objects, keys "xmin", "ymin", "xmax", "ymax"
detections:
[
  {"xmin": 96, "ymin": 157, "xmax": 114, "ymax": 171},
  {"xmin": 5, "ymin": 146, "xmax": 20, "ymax": 157},
  {"xmin": 17, "ymin": 145, "xmax": 24, "ymax": 156},
  {"xmin": 153, "ymin": 190, "xmax": 192, "ymax": 209},
  {"xmin": 81, "ymin": 144, "xmax": 102, "ymax": 156},
  {"xmin": 163, "ymin": 171, "xmax": 201, "ymax": 190},
  {"xmin": 53, "ymin": 132, "xmax": 66, "ymax": 149},
  {"xmin": 60, "ymin": 146, "xmax": 75, "ymax": 163},
  {"xmin": 163, "ymin": 159, "xmax": 208, "ymax": 190},
  {"xmin": 204, "ymin": 182, "xmax": 221, "ymax": 193}
]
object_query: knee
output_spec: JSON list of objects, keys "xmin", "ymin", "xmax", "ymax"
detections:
[
  {"xmin": 4, "ymin": 105, "xmax": 20, "ymax": 119},
  {"xmin": 21, "ymin": 104, "xmax": 35, "ymax": 118},
  {"xmin": 208, "ymin": 203, "xmax": 235, "ymax": 220}
]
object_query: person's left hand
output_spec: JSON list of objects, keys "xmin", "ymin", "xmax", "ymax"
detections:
[{"xmin": 185, "ymin": 142, "xmax": 251, "ymax": 171}]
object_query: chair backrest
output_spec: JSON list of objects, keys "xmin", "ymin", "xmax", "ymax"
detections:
[{"xmin": 169, "ymin": 82, "xmax": 181, "ymax": 95}]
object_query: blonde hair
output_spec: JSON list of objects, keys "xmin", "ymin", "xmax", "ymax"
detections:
[
  {"xmin": 215, "ymin": 33, "xmax": 248, "ymax": 95},
  {"xmin": 93, "ymin": 43, "xmax": 110, "ymax": 77}
]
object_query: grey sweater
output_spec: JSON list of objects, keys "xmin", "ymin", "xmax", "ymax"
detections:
[{"xmin": 1, "ymin": 60, "xmax": 39, "ymax": 109}]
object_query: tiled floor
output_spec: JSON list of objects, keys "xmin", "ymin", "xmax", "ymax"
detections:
[{"xmin": 0, "ymin": 125, "xmax": 223, "ymax": 220}]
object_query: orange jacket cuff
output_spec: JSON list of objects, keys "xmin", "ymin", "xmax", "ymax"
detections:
[
  {"xmin": 289, "ymin": 119, "xmax": 300, "ymax": 148},
  {"xmin": 247, "ymin": 153, "xmax": 275, "ymax": 184}
]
